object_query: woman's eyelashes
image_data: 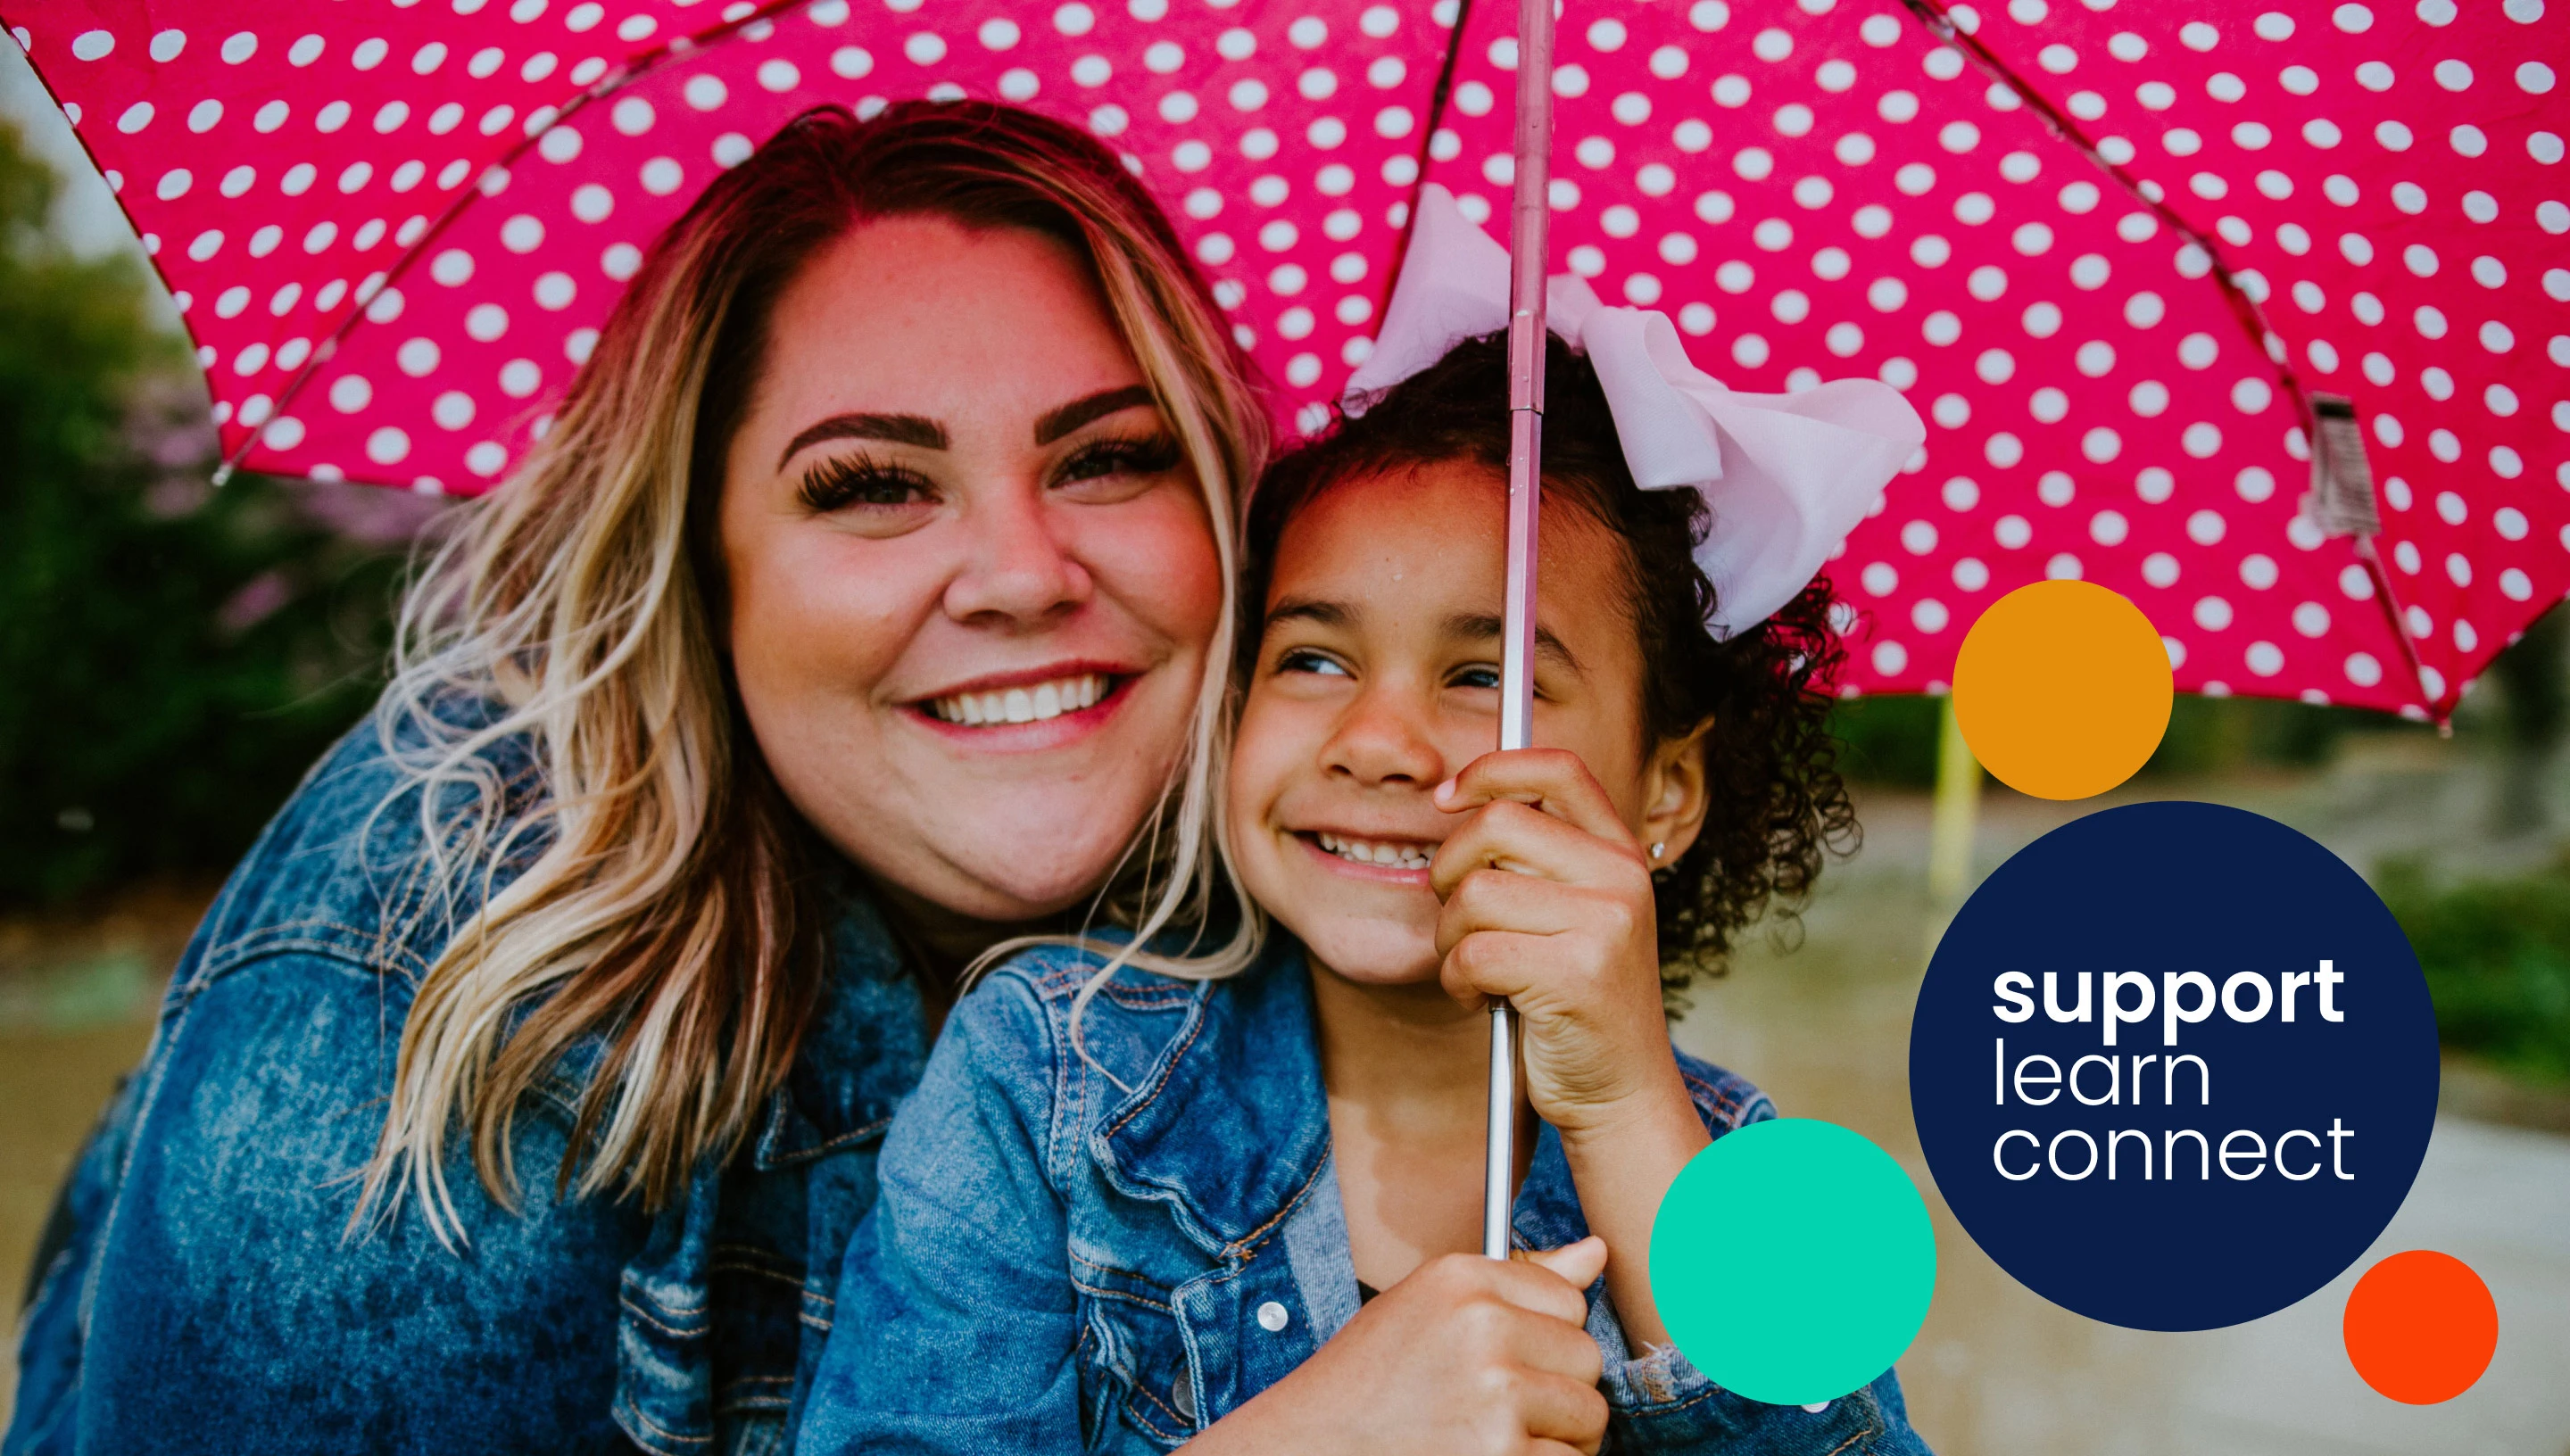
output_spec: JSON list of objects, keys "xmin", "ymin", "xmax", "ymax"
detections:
[
  {"xmin": 797, "ymin": 452, "xmax": 936, "ymax": 514},
  {"xmin": 1052, "ymin": 431, "xmax": 1181, "ymax": 489},
  {"xmin": 794, "ymin": 432, "xmax": 1177, "ymax": 515}
]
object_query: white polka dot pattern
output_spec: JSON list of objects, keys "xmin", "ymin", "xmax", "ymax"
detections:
[{"xmin": 10, "ymin": 0, "xmax": 2564, "ymax": 716}]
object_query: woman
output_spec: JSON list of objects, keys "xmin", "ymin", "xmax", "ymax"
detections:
[{"xmin": 7, "ymin": 101, "xmax": 1264, "ymax": 1456}]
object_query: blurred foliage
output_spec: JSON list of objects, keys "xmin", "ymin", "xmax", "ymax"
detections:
[
  {"xmin": 2491, "ymin": 608, "xmax": 2570, "ymax": 750},
  {"xmin": 1828, "ymin": 694, "xmax": 1946, "ymax": 787},
  {"xmin": 2377, "ymin": 856, "xmax": 2570, "ymax": 1084},
  {"xmin": 2143, "ymin": 696, "xmax": 2383, "ymax": 776},
  {"xmin": 0, "ymin": 120, "xmax": 414, "ymax": 908},
  {"xmin": 1827, "ymin": 692, "xmax": 2408, "ymax": 789}
]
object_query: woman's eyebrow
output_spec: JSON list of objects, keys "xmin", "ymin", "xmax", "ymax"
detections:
[
  {"xmin": 1034, "ymin": 384, "xmax": 1156, "ymax": 444},
  {"xmin": 777, "ymin": 412, "xmax": 946, "ymax": 467}
]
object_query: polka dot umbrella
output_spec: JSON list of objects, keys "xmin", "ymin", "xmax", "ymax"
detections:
[{"xmin": 4, "ymin": 0, "xmax": 2564, "ymax": 717}]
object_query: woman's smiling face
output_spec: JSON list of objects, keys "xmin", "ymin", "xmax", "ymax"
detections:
[
  {"xmin": 1226, "ymin": 459, "xmax": 1665, "ymax": 984},
  {"xmin": 719, "ymin": 214, "xmax": 1223, "ymax": 933}
]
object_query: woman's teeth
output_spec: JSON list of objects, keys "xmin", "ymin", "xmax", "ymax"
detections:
[
  {"xmin": 1316, "ymin": 832, "xmax": 1434, "ymax": 871},
  {"xmin": 928, "ymin": 674, "xmax": 1109, "ymax": 726}
]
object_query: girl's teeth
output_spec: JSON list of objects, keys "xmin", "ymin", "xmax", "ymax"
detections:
[
  {"xmin": 930, "ymin": 674, "xmax": 1105, "ymax": 726},
  {"xmin": 1316, "ymin": 832, "xmax": 1431, "ymax": 869}
]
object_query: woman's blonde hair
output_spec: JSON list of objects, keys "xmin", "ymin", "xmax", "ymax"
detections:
[{"xmin": 361, "ymin": 102, "xmax": 1268, "ymax": 1243}]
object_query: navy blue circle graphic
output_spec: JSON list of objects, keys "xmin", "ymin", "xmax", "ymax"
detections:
[{"xmin": 1911, "ymin": 801, "xmax": 2438, "ymax": 1332}]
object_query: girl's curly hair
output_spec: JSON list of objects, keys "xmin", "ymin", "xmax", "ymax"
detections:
[{"xmin": 1243, "ymin": 331, "xmax": 1859, "ymax": 999}]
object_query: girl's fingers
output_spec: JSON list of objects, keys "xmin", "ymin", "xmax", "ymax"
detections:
[
  {"xmin": 1430, "ymin": 800, "xmax": 1646, "ymax": 900},
  {"xmin": 1472, "ymin": 1253, "xmax": 1597, "ymax": 1328},
  {"xmin": 1433, "ymin": 749, "xmax": 1631, "ymax": 843},
  {"xmin": 1440, "ymin": 927, "xmax": 1619, "ymax": 1009},
  {"xmin": 1509, "ymin": 1371, "xmax": 1611, "ymax": 1452},
  {"xmin": 1438, "ymin": 873, "xmax": 1654, "ymax": 960},
  {"xmin": 1522, "ymin": 1236, "xmax": 1610, "ymax": 1291},
  {"xmin": 1495, "ymin": 1299, "xmax": 1608, "ymax": 1392}
]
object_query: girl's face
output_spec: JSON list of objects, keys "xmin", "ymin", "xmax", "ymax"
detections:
[
  {"xmin": 1227, "ymin": 459, "xmax": 1697, "ymax": 984},
  {"xmin": 720, "ymin": 216, "xmax": 1224, "ymax": 931}
]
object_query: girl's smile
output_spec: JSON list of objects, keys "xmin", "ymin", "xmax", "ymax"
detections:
[{"xmin": 1295, "ymin": 828, "xmax": 1438, "ymax": 880}]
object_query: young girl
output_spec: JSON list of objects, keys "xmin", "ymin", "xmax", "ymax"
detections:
[{"xmin": 799, "ymin": 195, "xmax": 1931, "ymax": 1455}]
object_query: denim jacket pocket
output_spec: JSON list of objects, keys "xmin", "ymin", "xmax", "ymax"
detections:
[{"xmin": 1073, "ymin": 1259, "xmax": 1199, "ymax": 1452}]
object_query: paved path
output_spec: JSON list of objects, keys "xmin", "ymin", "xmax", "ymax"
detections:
[
  {"xmin": 2171, "ymin": 1116, "xmax": 2570, "ymax": 1456},
  {"xmin": 1679, "ymin": 769, "xmax": 2570, "ymax": 1456}
]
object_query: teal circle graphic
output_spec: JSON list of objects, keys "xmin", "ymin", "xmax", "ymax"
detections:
[{"xmin": 1648, "ymin": 1118, "xmax": 1936, "ymax": 1406}]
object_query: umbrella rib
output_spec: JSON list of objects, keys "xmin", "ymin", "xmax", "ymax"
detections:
[
  {"xmin": 212, "ymin": 0, "xmax": 825, "ymax": 490},
  {"xmin": 2354, "ymin": 539, "xmax": 2440, "ymax": 720},
  {"xmin": 1892, "ymin": 0, "xmax": 2441, "ymax": 718}
]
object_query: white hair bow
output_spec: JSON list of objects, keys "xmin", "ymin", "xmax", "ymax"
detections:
[{"xmin": 1344, "ymin": 184, "xmax": 1928, "ymax": 639}]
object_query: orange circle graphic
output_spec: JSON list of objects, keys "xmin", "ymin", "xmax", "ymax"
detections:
[
  {"xmin": 2342, "ymin": 1250, "xmax": 2499, "ymax": 1405},
  {"xmin": 1951, "ymin": 580, "xmax": 2174, "ymax": 800}
]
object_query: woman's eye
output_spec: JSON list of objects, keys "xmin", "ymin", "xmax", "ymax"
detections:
[
  {"xmin": 798, "ymin": 455, "xmax": 935, "ymax": 514},
  {"xmin": 1451, "ymin": 665, "xmax": 1502, "ymax": 691},
  {"xmin": 1055, "ymin": 432, "xmax": 1183, "ymax": 488},
  {"xmin": 1276, "ymin": 648, "xmax": 1352, "ymax": 678}
]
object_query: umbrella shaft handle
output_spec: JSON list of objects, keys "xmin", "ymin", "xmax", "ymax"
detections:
[
  {"xmin": 1497, "ymin": 0, "xmax": 1554, "ymax": 759},
  {"xmin": 1483, "ymin": 1003, "xmax": 1519, "ymax": 1259},
  {"xmin": 1488, "ymin": 0, "xmax": 1555, "ymax": 1266}
]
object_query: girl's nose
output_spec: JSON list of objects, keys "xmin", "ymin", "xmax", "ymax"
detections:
[
  {"xmin": 1320, "ymin": 685, "xmax": 1447, "ymax": 789},
  {"xmin": 941, "ymin": 486, "xmax": 1092, "ymax": 625}
]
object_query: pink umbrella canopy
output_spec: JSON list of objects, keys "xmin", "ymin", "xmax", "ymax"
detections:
[{"xmin": 5, "ymin": 0, "xmax": 2566, "ymax": 717}]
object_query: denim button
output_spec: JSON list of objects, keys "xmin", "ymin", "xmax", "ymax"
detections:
[{"xmin": 1256, "ymin": 1301, "xmax": 1289, "ymax": 1332}]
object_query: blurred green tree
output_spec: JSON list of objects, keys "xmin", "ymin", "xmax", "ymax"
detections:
[
  {"xmin": 1827, "ymin": 691, "xmax": 2392, "ymax": 790},
  {"xmin": 2486, "ymin": 606, "xmax": 2566, "ymax": 834},
  {"xmin": 1827, "ymin": 694, "xmax": 1946, "ymax": 787},
  {"xmin": 2377, "ymin": 856, "xmax": 2570, "ymax": 1084},
  {"xmin": 0, "ymin": 120, "xmax": 421, "ymax": 907}
]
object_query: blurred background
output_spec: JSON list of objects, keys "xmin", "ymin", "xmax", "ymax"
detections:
[{"xmin": 2, "ymin": 39, "xmax": 2564, "ymax": 1452}]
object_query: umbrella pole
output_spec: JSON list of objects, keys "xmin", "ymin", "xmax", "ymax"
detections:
[{"xmin": 1487, "ymin": 0, "xmax": 1555, "ymax": 1263}]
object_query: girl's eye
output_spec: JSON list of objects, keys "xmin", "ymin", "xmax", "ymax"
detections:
[
  {"xmin": 798, "ymin": 454, "xmax": 936, "ymax": 514},
  {"xmin": 1054, "ymin": 432, "xmax": 1183, "ymax": 488},
  {"xmin": 1451, "ymin": 665, "xmax": 1502, "ymax": 691},
  {"xmin": 1276, "ymin": 648, "xmax": 1352, "ymax": 678}
]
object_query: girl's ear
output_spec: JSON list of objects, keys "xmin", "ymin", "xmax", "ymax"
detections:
[{"xmin": 1640, "ymin": 716, "xmax": 1716, "ymax": 866}]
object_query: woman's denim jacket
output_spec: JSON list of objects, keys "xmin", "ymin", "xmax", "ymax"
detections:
[
  {"xmin": 798, "ymin": 936, "xmax": 1930, "ymax": 1455},
  {"xmin": 5, "ymin": 698, "xmax": 933, "ymax": 1456}
]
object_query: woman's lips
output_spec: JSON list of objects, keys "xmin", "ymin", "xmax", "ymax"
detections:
[
  {"xmin": 900, "ymin": 672, "xmax": 1134, "ymax": 749},
  {"xmin": 922, "ymin": 671, "xmax": 1114, "ymax": 727}
]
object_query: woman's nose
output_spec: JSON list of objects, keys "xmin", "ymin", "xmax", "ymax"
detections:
[
  {"xmin": 1320, "ymin": 687, "xmax": 1447, "ymax": 789},
  {"xmin": 941, "ymin": 486, "xmax": 1093, "ymax": 625}
]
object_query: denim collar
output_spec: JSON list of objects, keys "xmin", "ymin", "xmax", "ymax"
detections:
[
  {"xmin": 1090, "ymin": 939, "xmax": 1595, "ymax": 1261},
  {"xmin": 1093, "ymin": 941, "xmax": 1339, "ymax": 1257},
  {"xmin": 754, "ymin": 872, "xmax": 927, "ymax": 1170}
]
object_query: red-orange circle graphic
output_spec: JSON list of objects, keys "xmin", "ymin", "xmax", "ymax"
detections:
[{"xmin": 2342, "ymin": 1250, "xmax": 2499, "ymax": 1405}]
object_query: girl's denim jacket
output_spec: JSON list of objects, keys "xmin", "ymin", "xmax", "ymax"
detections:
[
  {"xmin": 6, "ymin": 697, "xmax": 933, "ymax": 1456},
  {"xmin": 799, "ymin": 936, "xmax": 1931, "ymax": 1455}
]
